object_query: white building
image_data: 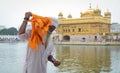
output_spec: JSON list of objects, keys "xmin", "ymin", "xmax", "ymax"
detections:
[
  {"xmin": 110, "ymin": 23, "xmax": 120, "ymax": 40},
  {"xmin": 0, "ymin": 35, "xmax": 20, "ymax": 42},
  {"xmin": 111, "ymin": 23, "xmax": 120, "ymax": 33}
]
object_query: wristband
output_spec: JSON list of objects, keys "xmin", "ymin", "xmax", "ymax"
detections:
[
  {"xmin": 51, "ymin": 57, "xmax": 56, "ymax": 63},
  {"xmin": 24, "ymin": 17, "xmax": 29, "ymax": 21}
]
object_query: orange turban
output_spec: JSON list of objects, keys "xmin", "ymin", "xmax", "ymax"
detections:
[{"xmin": 28, "ymin": 14, "xmax": 52, "ymax": 51}]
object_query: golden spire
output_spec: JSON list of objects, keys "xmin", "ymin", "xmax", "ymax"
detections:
[
  {"xmin": 96, "ymin": 4, "xmax": 101, "ymax": 12},
  {"xmin": 106, "ymin": 9, "xmax": 111, "ymax": 14},
  {"xmin": 96, "ymin": 4, "xmax": 98, "ymax": 9},
  {"xmin": 104, "ymin": 9, "xmax": 111, "ymax": 17},
  {"xmin": 107, "ymin": 9, "xmax": 109, "ymax": 12},
  {"xmin": 89, "ymin": 3, "xmax": 91, "ymax": 9}
]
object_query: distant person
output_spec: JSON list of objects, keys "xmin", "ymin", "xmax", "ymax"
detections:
[{"xmin": 18, "ymin": 12, "xmax": 61, "ymax": 73}]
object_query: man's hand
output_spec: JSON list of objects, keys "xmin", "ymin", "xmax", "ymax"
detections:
[
  {"xmin": 48, "ymin": 55, "xmax": 61, "ymax": 67},
  {"xmin": 24, "ymin": 12, "xmax": 32, "ymax": 20},
  {"xmin": 53, "ymin": 60, "xmax": 61, "ymax": 67},
  {"xmin": 18, "ymin": 12, "xmax": 32, "ymax": 35}
]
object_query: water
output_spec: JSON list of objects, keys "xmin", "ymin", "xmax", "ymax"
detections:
[
  {"xmin": 0, "ymin": 42, "xmax": 26, "ymax": 73},
  {"xmin": 0, "ymin": 42, "xmax": 120, "ymax": 73}
]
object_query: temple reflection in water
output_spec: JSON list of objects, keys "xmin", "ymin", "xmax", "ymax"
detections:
[{"xmin": 55, "ymin": 45, "xmax": 112, "ymax": 73}]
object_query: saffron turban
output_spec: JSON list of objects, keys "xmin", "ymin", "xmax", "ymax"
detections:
[{"xmin": 28, "ymin": 14, "xmax": 52, "ymax": 51}]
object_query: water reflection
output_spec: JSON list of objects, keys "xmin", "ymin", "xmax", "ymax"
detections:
[
  {"xmin": 0, "ymin": 43, "xmax": 120, "ymax": 73},
  {"xmin": 55, "ymin": 45, "xmax": 120, "ymax": 73}
]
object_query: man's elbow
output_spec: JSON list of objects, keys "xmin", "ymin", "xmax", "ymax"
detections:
[{"xmin": 18, "ymin": 31, "xmax": 25, "ymax": 35}]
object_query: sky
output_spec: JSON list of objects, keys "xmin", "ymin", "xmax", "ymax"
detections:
[{"xmin": 0, "ymin": 0, "xmax": 120, "ymax": 29}]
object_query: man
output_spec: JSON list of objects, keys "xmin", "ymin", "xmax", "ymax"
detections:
[{"xmin": 18, "ymin": 12, "xmax": 60, "ymax": 73}]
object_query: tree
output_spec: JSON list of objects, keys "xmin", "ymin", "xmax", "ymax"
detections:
[{"xmin": 0, "ymin": 27, "xmax": 18, "ymax": 35}]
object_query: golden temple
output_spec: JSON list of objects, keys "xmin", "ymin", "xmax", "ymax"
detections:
[{"xmin": 56, "ymin": 4, "xmax": 111, "ymax": 41}]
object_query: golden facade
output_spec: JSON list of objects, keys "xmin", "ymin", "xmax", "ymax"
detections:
[{"xmin": 56, "ymin": 5, "xmax": 111, "ymax": 37}]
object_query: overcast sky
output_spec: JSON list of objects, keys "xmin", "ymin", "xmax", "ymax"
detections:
[{"xmin": 0, "ymin": 0, "xmax": 120, "ymax": 29}]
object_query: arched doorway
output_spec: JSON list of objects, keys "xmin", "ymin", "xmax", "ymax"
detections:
[{"xmin": 63, "ymin": 35, "xmax": 70, "ymax": 41}]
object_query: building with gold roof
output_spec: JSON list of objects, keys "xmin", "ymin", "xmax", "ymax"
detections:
[{"xmin": 56, "ymin": 4, "xmax": 111, "ymax": 42}]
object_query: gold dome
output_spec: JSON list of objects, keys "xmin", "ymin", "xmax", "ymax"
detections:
[
  {"xmin": 81, "ymin": 4, "xmax": 102, "ymax": 17},
  {"xmin": 82, "ymin": 8, "xmax": 95, "ymax": 16},
  {"xmin": 95, "ymin": 5, "xmax": 101, "ymax": 12},
  {"xmin": 104, "ymin": 9, "xmax": 111, "ymax": 16},
  {"xmin": 83, "ymin": 4, "xmax": 95, "ymax": 15},
  {"xmin": 68, "ymin": 14, "xmax": 72, "ymax": 18},
  {"xmin": 94, "ymin": 6, "xmax": 101, "ymax": 15},
  {"xmin": 95, "ymin": 8, "xmax": 101, "ymax": 13},
  {"xmin": 58, "ymin": 12, "xmax": 63, "ymax": 16}
]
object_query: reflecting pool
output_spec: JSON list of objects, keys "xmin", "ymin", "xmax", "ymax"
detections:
[
  {"xmin": 55, "ymin": 45, "xmax": 120, "ymax": 73},
  {"xmin": 0, "ymin": 42, "xmax": 120, "ymax": 73}
]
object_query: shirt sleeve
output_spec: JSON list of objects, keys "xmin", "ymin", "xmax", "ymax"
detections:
[
  {"xmin": 18, "ymin": 29, "xmax": 31, "ymax": 40},
  {"xmin": 46, "ymin": 37, "xmax": 55, "ymax": 56}
]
